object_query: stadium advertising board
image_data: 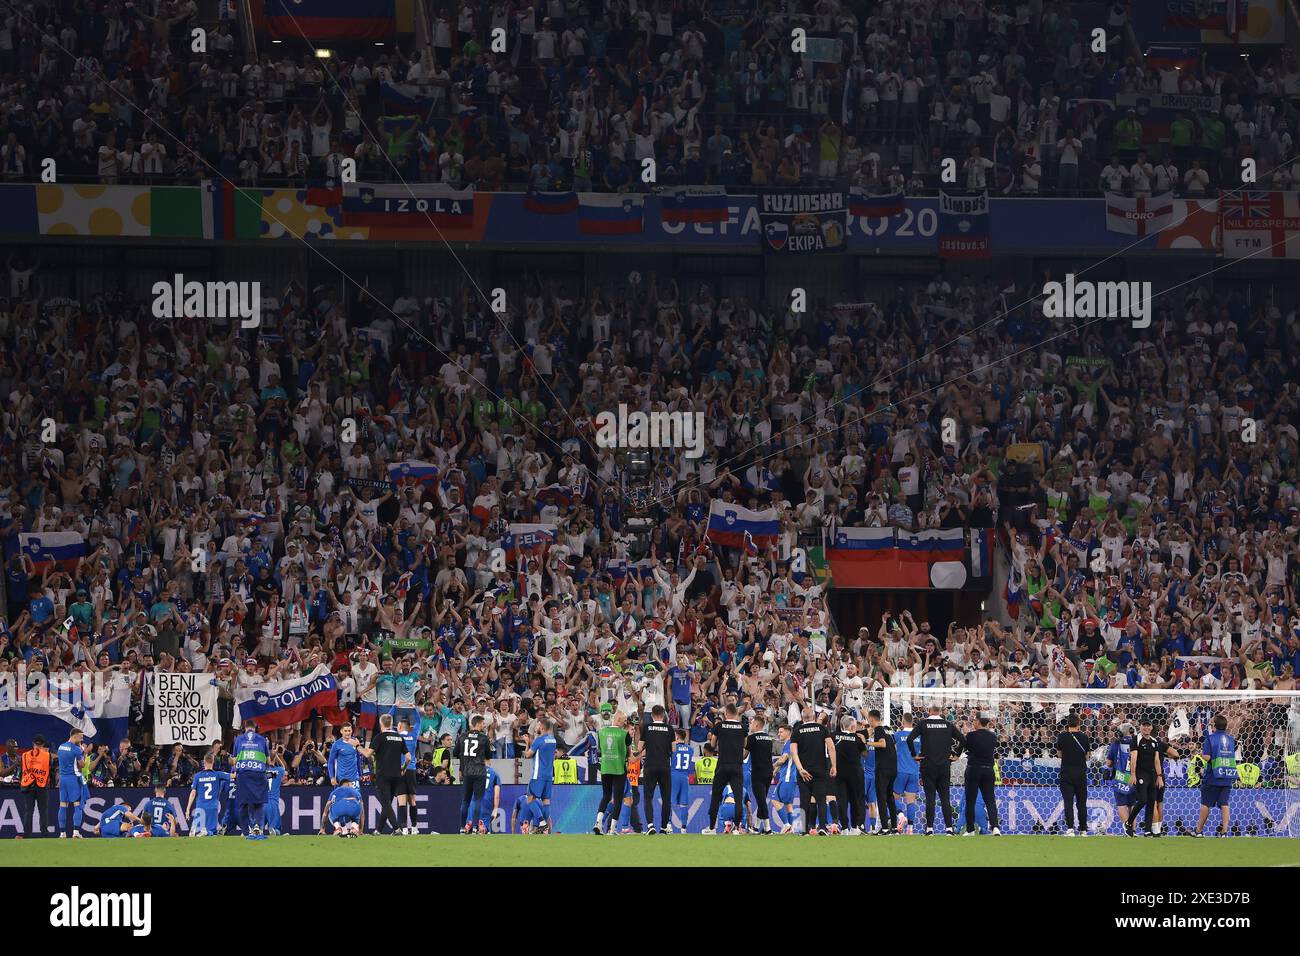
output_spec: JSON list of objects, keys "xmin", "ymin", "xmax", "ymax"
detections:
[{"xmin": 4, "ymin": 784, "xmax": 1292, "ymax": 838}]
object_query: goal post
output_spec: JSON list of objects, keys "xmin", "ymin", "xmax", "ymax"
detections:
[{"xmin": 876, "ymin": 688, "xmax": 1300, "ymax": 837}]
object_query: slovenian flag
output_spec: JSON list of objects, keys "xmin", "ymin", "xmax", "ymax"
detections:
[
  {"xmin": 471, "ymin": 494, "xmax": 496, "ymax": 524},
  {"xmin": 705, "ymin": 500, "xmax": 779, "ymax": 549},
  {"xmin": 659, "ymin": 186, "xmax": 728, "ymax": 224},
  {"xmin": 897, "ymin": 529, "xmax": 966, "ymax": 562},
  {"xmin": 389, "ymin": 460, "xmax": 441, "ymax": 486},
  {"xmin": 579, "ymin": 194, "xmax": 645, "ymax": 235},
  {"xmin": 849, "ymin": 188, "xmax": 905, "ymax": 218},
  {"xmin": 536, "ymin": 484, "xmax": 575, "ymax": 508},
  {"xmin": 970, "ymin": 528, "xmax": 992, "ymax": 578},
  {"xmin": 525, "ymin": 190, "xmax": 579, "ymax": 215},
  {"xmin": 11, "ymin": 532, "xmax": 87, "ymax": 570},
  {"xmin": 233, "ymin": 664, "xmax": 341, "ymax": 731},
  {"xmin": 380, "ymin": 81, "xmax": 435, "ymax": 118},
  {"xmin": 827, "ymin": 526, "xmax": 895, "ymax": 559}
]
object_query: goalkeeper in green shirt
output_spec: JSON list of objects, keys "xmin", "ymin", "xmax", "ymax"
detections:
[{"xmin": 592, "ymin": 706, "xmax": 634, "ymax": 835}]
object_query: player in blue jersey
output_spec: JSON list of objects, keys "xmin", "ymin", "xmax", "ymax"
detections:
[
  {"xmin": 231, "ymin": 721, "xmax": 271, "ymax": 840},
  {"xmin": 55, "ymin": 729, "xmax": 85, "ymax": 839},
  {"xmin": 140, "ymin": 784, "xmax": 178, "ymax": 836},
  {"xmin": 468, "ymin": 764, "xmax": 502, "ymax": 833},
  {"xmin": 95, "ymin": 799, "xmax": 143, "ymax": 838},
  {"xmin": 322, "ymin": 781, "xmax": 364, "ymax": 837},
  {"xmin": 186, "ymin": 754, "xmax": 231, "ymax": 836},
  {"xmin": 893, "ymin": 714, "xmax": 921, "ymax": 833},
  {"xmin": 328, "ymin": 723, "xmax": 362, "ymax": 783},
  {"xmin": 1106, "ymin": 722, "xmax": 1139, "ymax": 836},
  {"xmin": 511, "ymin": 792, "xmax": 539, "ymax": 833},
  {"xmin": 669, "ymin": 729, "xmax": 694, "ymax": 833},
  {"xmin": 715, "ymin": 782, "xmax": 743, "ymax": 833},
  {"xmin": 218, "ymin": 773, "xmax": 240, "ymax": 835},
  {"xmin": 772, "ymin": 725, "xmax": 801, "ymax": 833},
  {"xmin": 523, "ymin": 717, "xmax": 558, "ymax": 833},
  {"xmin": 264, "ymin": 752, "xmax": 287, "ymax": 835},
  {"xmin": 862, "ymin": 735, "xmax": 879, "ymax": 834}
]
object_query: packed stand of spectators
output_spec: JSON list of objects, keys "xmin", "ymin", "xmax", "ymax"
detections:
[
  {"xmin": 1, "ymin": 249, "xmax": 1300, "ymax": 784},
  {"xmin": 1, "ymin": 0, "xmax": 1298, "ymax": 195}
]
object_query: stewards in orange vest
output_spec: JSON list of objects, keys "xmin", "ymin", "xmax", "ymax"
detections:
[{"xmin": 19, "ymin": 735, "xmax": 52, "ymax": 838}]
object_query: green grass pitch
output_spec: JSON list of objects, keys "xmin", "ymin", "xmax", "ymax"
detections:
[{"xmin": 6, "ymin": 834, "xmax": 1298, "ymax": 867}]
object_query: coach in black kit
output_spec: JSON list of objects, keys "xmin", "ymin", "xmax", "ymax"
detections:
[
  {"xmin": 1056, "ymin": 713, "xmax": 1092, "ymax": 835},
  {"xmin": 705, "ymin": 704, "xmax": 749, "ymax": 833},
  {"xmin": 833, "ymin": 716, "xmax": 867, "ymax": 833},
  {"xmin": 745, "ymin": 711, "xmax": 775, "ymax": 834},
  {"xmin": 640, "ymin": 705, "xmax": 674, "ymax": 833},
  {"xmin": 962, "ymin": 716, "xmax": 1001, "ymax": 835},
  {"xmin": 792, "ymin": 706, "xmax": 836, "ymax": 835},
  {"xmin": 908, "ymin": 705, "xmax": 963, "ymax": 834},
  {"xmin": 370, "ymin": 713, "xmax": 409, "ymax": 834}
]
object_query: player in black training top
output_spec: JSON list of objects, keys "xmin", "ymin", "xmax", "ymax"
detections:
[
  {"xmin": 866, "ymin": 710, "xmax": 899, "ymax": 833},
  {"xmin": 1055, "ymin": 712, "xmax": 1092, "ymax": 836},
  {"xmin": 639, "ymin": 705, "xmax": 674, "ymax": 833},
  {"xmin": 704, "ymin": 704, "xmax": 749, "ymax": 833},
  {"xmin": 831, "ymin": 716, "xmax": 868, "ymax": 834},
  {"xmin": 907, "ymin": 705, "xmax": 963, "ymax": 834},
  {"xmin": 961, "ymin": 715, "xmax": 1000, "ymax": 835},
  {"xmin": 744, "ymin": 710, "xmax": 776, "ymax": 834},
  {"xmin": 792, "ymin": 706, "xmax": 836, "ymax": 835}
]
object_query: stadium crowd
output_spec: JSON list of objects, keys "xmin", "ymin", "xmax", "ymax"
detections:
[
  {"xmin": 0, "ymin": 234, "xmax": 1298, "ymax": 793},
  {"xmin": 0, "ymin": 0, "xmax": 1296, "ymax": 195}
]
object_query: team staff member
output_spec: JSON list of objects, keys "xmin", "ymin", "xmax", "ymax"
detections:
[
  {"xmin": 459, "ymin": 715, "xmax": 492, "ymax": 834},
  {"xmin": 1056, "ymin": 713, "xmax": 1091, "ymax": 836},
  {"xmin": 1150, "ymin": 731, "xmax": 1182, "ymax": 836},
  {"xmin": 19, "ymin": 734, "xmax": 52, "ymax": 838},
  {"xmin": 908, "ymin": 705, "xmax": 963, "ymax": 835},
  {"xmin": 703, "ymin": 704, "xmax": 749, "ymax": 834},
  {"xmin": 1106, "ymin": 722, "xmax": 1139, "ymax": 836},
  {"xmin": 832, "ymin": 716, "xmax": 867, "ymax": 833},
  {"xmin": 791, "ymin": 706, "xmax": 836, "ymax": 836},
  {"xmin": 1195, "ymin": 714, "xmax": 1238, "ymax": 837},
  {"xmin": 369, "ymin": 713, "xmax": 408, "ymax": 834},
  {"xmin": 593, "ymin": 709, "xmax": 633, "ymax": 834},
  {"xmin": 962, "ymin": 716, "xmax": 1001, "ymax": 835},
  {"xmin": 866, "ymin": 711, "xmax": 898, "ymax": 833},
  {"xmin": 640, "ymin": 705, "xmax": 674, "ymax": 834},
  {"xmin": 744, "ymin": 711, "xmax": 776, "ymax": 834},
  {"xmin": 1133, "ymin": 718, "xmax": 1164, "ymax": 837}
]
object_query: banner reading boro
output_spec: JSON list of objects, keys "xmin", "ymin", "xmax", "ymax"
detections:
[
  {"xmin": 232, "ymin": 664, "xmax": 341, "ymax": 730},
  {"xmin": 759, "ymin": 191, "xmax": 847, "ymax": 254},
  {"xmin": 153, "ymin": 672, "xmax": 221, "ymax": 746},
  {"xmin": 938, "ymin": 190, "xmax": 991, "ymax": 259}
]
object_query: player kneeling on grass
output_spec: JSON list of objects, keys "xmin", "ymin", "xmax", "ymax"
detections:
[
  {"xmin": 322, "ymin": 781, "xmax": 365, "ymax": 838},
  {"xmin": 130, "ymin": 786, "xmax": 179, "ymax": 837},
  {"xmin": 95, "ymin": 799, "xmax": 144, "ymax": 838},
  {"xmin": 713, "ymin": 782, "xmax": 744, "ymax": 834}
]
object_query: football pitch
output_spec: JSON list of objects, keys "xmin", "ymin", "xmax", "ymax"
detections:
[{"xmin": 6, "ymin": 834, "xmax": 1298, "ymax": 867}]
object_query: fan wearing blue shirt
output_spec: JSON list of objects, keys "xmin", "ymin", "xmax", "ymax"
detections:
[
  {"xmin": 523, "ymin": 718, "xmax": 558, "ymax": 832},
  {"xmin": 187, "ymin": 755, "xmax": 231, "ymax": 836},
  {"xmin": 893, "ymin": 715, "xmax": 921, "ymax": 832},
  {"xmin": 56, "ymin": 730, "xmax": 85, "ymax": 839}
]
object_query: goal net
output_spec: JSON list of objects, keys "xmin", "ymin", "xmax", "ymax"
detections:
[{"xmin": 877, "ymin": 688, "xmax": 1300, "ymax": 837}]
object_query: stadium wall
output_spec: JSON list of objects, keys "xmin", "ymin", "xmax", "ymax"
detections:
[{"xmin": 2, "ymin": 784, "xmax": 1295, "ymax": 837}]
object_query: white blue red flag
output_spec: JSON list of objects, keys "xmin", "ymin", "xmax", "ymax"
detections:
[
  {"xmin": 233, "ymin": 664, "xmax": 340, "ymax": 730},
  {"xmin": 705, "ymin": 500, "xmax": 779, "ymax": 549},
  {"xmin": 579, "ymin": 194, "xmax": 644, "ymax": 235}
]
